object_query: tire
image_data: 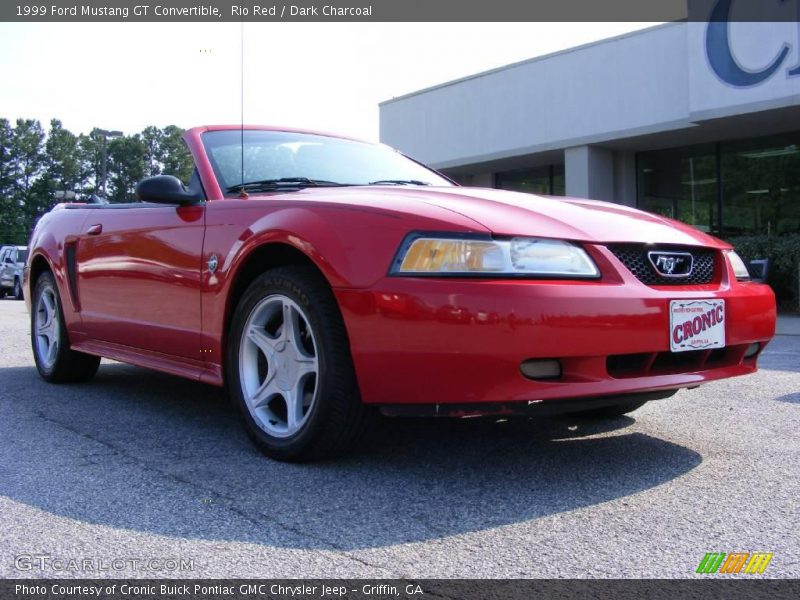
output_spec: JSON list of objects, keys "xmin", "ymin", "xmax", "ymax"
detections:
[
  {"xmin": 571, "ymin": 399, "xmax": 648, "ymax": 419},
  {"xmin": 227, "ymin": 266, "xmax": 368, "ymax": 462},
  {"xmin": 31, "ymin": 271, "xmax": 100, "ymax": 383},
  {"xmin": 13, "ymin": 277, "xmax": 23, "ymax": 300}
]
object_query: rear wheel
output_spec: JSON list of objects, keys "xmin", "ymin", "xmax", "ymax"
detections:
[
  {"xmin": 31, "ymin": 271, "xmax": 100, "ymax": 383},
  {"xmin": 227, "ymin": 266, "xmax": 368, "ymax": 462},
  {"xmin": 13, "ymin": 278, "xmax": 23, "ymax": 300}
]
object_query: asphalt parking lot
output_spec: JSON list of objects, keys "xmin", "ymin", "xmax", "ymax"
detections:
[{"xmin": 0, "ymin": 298, "xmax": 798, "ymax": 579}]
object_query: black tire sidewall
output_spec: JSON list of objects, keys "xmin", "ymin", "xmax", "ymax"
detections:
[
  {"xmin": 227, "ymin": 268, "xmax": 355, "ymax": 460},
  {"xmin": 30, "ymin": 272, "xmax": 99, "ymax": 384},
  {"xmin": 31, "ymin": 272, "xmax": 64, "ymax": 380}
]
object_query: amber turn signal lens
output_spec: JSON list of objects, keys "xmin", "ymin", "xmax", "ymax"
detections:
[{"xmin": 398, "ymin": 239, "xmax": 504, "ymax": 273}]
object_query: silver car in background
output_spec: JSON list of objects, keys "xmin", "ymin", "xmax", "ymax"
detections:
[{"xmin": 0, "ymin": 246, "xmax": 28, "ymax": 300}]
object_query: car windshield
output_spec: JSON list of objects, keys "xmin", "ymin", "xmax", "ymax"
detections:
[{"xmin": 202, "ymin": 129, "xmax": 453, "ymax": 194}]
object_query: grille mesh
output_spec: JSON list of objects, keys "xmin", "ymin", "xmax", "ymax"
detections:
[{"xmin": 607, "ymin": 244, "xmax": 717, "ymax": 286}]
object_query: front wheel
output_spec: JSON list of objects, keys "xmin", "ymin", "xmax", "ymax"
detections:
[
  {"xmin": 31, "ymin": 271, "xmax": 100, "ymax": 383},
  {"xmin": 227, "ymin": 266, "xmax": 368, "ymax": 462}
]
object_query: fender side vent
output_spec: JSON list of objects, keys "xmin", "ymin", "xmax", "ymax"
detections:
[{"xmin": 65, "ymin": 244, "xmax": 80, "ymax": 309}]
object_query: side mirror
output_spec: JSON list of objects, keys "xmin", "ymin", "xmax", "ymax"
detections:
[{"xmin": 136, "ymin": 175, "xmax": 201, "ymax": 206}]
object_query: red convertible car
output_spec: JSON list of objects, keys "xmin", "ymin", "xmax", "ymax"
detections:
[{"xmin": 25, "ymin": 125, "xmax": 776, "ymax": 461}]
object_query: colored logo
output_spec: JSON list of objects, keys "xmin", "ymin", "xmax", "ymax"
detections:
[
  {"xmin": 705, "ymin": 0, "xmax": 800, "ymax": 87},
  {"xmin": 696, "ymin": 552, "xmax": 773, "ymax": 574}
]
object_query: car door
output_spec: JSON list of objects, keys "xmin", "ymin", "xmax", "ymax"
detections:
[{"xmin": 75, "ymin": 201, "xmax": 205, "ymax": 361}]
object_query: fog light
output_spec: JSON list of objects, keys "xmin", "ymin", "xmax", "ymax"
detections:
[
  {"xmin": 520, "ymin": 359, "xmax": 562, "ymax": 380},
  {"xmin": 744, "ymin": 343, "xmax": 760, "ymax": 359}
]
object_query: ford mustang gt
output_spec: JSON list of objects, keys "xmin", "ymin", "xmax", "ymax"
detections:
[{"xmin": 25, "ymin": 125, "xmax": 776, "ymax": 461}]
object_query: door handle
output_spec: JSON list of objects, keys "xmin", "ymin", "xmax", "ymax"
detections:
[{"xmin": 87, "ymin": 224, "xmax": 102, "ymax": 235}]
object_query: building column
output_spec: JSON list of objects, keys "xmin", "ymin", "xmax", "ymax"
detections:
[
  {"xmin": 565, "ymin": 145, "xmax": 615, "ymax": 202},
  {"xmin": 613, "ymin": 151, "xmax": 638, "ymax": 207},
  {"xmin": 470, "ymin": 173, "xmax": 494, "ymax": 188}
]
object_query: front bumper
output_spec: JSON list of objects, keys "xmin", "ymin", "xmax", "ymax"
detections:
[{"xmin": 334, "ymin": 272, "xmax": 775, "ymax": 407}]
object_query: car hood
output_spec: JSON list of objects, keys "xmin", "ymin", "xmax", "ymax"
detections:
[{"xmin": 282, "ymin": 186, "xmax": 727, "ymax": 248}]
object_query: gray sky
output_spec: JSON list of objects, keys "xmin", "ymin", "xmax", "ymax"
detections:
[{"xmin": 0, "ymin": 22, "xmax": 657, "ymax": 141}]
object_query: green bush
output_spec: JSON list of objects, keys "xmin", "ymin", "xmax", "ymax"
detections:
[{"xmin": 727, "ymin": 234, "xmax": 800, "ymax": 311}]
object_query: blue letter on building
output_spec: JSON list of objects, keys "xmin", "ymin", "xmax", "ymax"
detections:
[{"xmin": 706, "ymin": 0, "xmax": 792, "ymax": 87}]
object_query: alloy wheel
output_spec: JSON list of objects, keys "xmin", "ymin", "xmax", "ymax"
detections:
[
  {"xmin": 35, "ymin": 287, "xmax": 59, "ymax": 369},
  {"xmin": 238, "ymin": 294, "xmax": 319, "ymax": 438}
]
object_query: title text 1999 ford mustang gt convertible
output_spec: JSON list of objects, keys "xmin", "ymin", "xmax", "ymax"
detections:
[{"xmin": 25, "ymin": 125, "xmax": 776, "ymax": 461}]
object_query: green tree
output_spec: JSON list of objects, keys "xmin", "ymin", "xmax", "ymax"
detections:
[
  {"xmin": 44, "ymin": 119, "xmax": 83, "ymax": 192},
  {"xmin": 0, "ymin": 119, "xmax": 14, "ymax": 197},
  {"xmin": 160, "ymin": 125, "xmax": 193, "ymax": 183},
  {"xmin": 11, "ymin": 119, "xmax": 46, "ymax": 227},
  {"xmin": 0, "ymin": 118, "xmax": 193, "ymax": 234},
  {"xmin": 107, "ymin": 134, "xmax": 147, "ymax": 202},
  {"xmin": 77, "ymin": 130, "xmax": 105, "ymax": 196},
  {"xmin": 141, "ymin": 125, "xmax": 164, "ymax": 177},
  {"xmin": 31, "ymin": 119, "xmax": 89, "ymax": 216},
  {"xmin": 0, "ymin": 118, "xmax": 25, "ymax": 244}
]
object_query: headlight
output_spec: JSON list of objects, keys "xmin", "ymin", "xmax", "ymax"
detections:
[
  {"xmin": 392, "ymin": 235, "xmax": 600, "ymax": 278},
  {"xmin": 726, "ymin": 250, "xmax": 751, "ymax": 281}
]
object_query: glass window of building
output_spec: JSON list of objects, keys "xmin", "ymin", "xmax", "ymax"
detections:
[
  {"xmin": 637, "ymin": 144, "xmax": 718, "ymax": 234},
  {"xmin": 495, "ymin": 165, "xmax": 565, "ymax": 196},
  {"xmin": 637, "ymin": 132, "xmax": 800, "ymax": 237},
  {"xmin": 720, "ymin": 134, "xmax": 800, "ymax": 237},
  {"xmin": 551, "ymin": 164, "xmax": 566, "ymax": 196},
  {"xmin": 447, "ymin": 173, "xmax": 469, "ymax": 186}
]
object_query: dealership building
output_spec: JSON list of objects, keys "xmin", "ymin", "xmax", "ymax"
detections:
[{"xmin": 379, "ymin": 20, "xmax": 800, "ymax": 238}]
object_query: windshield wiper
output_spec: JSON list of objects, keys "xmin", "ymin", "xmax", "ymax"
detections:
[
  {"xmin": 368, "ymin": 179, "xmax": 431, "ymax": 186},
  {"xmin": 226, "ymin": 177, "xmax": 349, "ymax": 193}
]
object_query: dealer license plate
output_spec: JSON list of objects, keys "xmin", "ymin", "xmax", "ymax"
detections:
[{"xmin": 669, "ymin": 299, "xmax": 726, "ymax": 353}]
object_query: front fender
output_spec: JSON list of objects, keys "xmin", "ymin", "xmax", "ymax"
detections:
[
  {"xmin": 199, "ymin": 199, "xmax": 483, "ymax": 379},
  {"xmin": 205, "ymin": 199, "xmax": 481, "ymax": 291},
  {"xmin": 218, "ymin": 206, "xmax": 358, "ymax": 290}
]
